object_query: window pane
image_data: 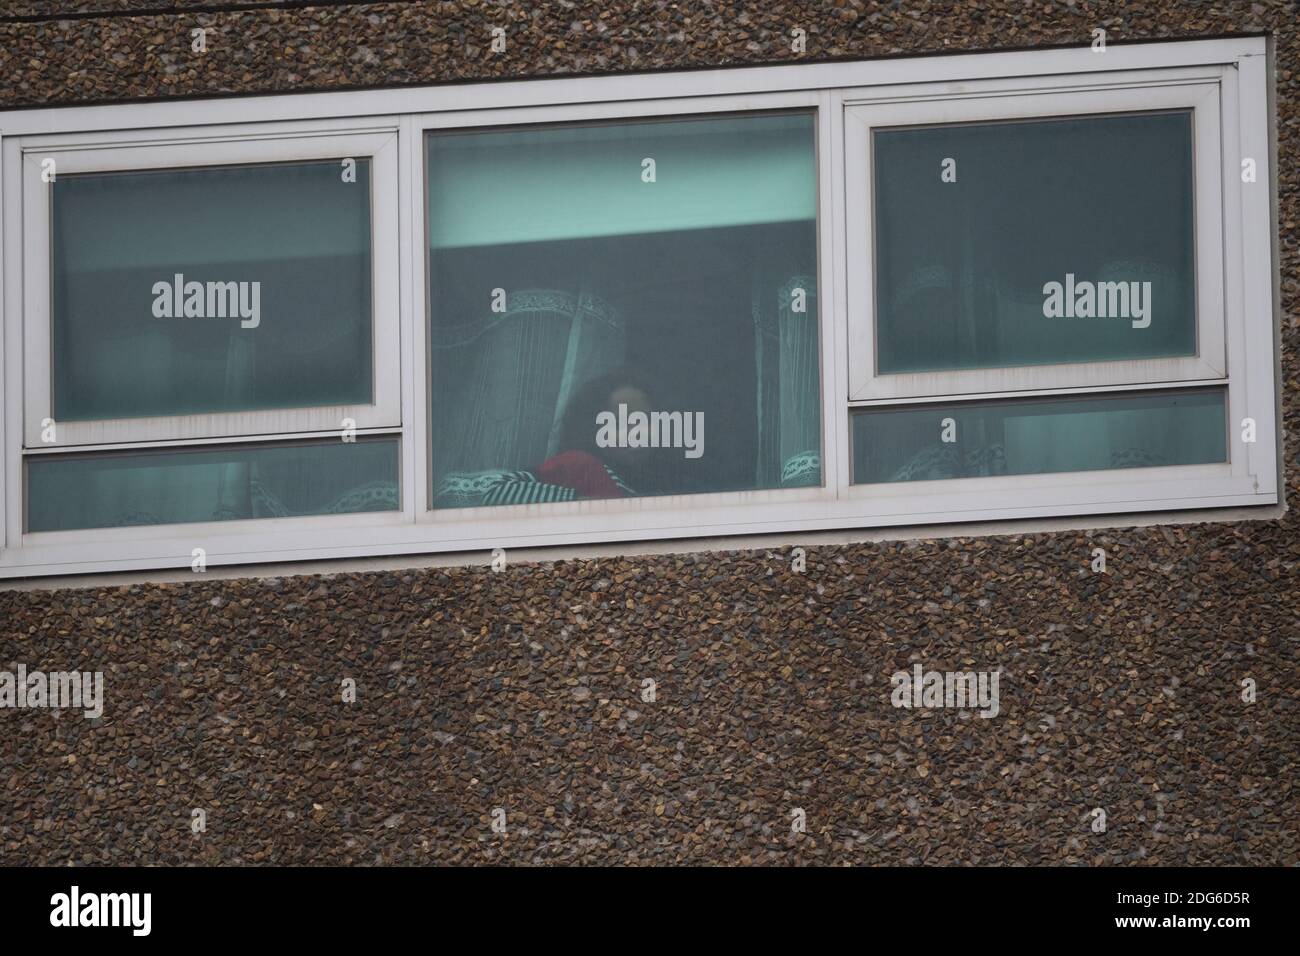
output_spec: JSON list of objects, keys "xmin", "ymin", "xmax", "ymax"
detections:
[
  {"xmin": 27, "ymin": 437, "xmax": 398, "ymax": 531},
  {"xmin": 851, "ymin": 388, "xmax": 1225, "ymax": 484},
  {"xmin": 873, "ymin": 111, "xmax": 1196, "ymax": 374},
  {"xmin": 427, "ymin": 113, "xmax": 821, "ymax": 508},
  {"xmin": 52, "ymin": 159, "xmax": 373, "ymax": 421}
]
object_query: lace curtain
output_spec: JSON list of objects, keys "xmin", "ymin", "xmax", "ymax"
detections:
[{"xmin": 430, "ymin": 288, "xmax": 626, "ymax": 504}]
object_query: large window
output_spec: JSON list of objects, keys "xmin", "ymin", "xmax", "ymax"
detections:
[
  {"xmin": 0, "ymin": 38, "xmax": 1278, "ymax": 578},
  {"xmin": 426, "ymin": 113, "xmax": 821, "ymax": 508}
]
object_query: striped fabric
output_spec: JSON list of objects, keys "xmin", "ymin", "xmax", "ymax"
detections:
[
  {"xmin": 604, "ymin": 467, "xmax": 636, "ymax": 497},
  {"xmin": 479, "ymin": 465, "xmax": 634, "ymax": 506},
  {"xmin": 482, "ymin": 471, "xmax": 577, "ymax": 506}
]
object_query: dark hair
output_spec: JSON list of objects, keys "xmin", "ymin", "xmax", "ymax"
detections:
[{"xmin": 557, "ymin": 367, "xmax": 655, "ymax": 458}]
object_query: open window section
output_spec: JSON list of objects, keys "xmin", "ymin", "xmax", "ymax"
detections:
[
  {"xmin": 872, "ymin": 111, "xmax": 1196, "ymax": 374},
  {"xmin": 426, "ymin": 112, "xmax": 822, "ymax": 508},
  {"xmin": 851, "ymin": 387, "xmax": 1226, "ymax": 484},
  {"xmin": 26, "ymin": 437, "xmax": 400, "ymax": 532},
  {"xmin": 51, "ymin": 159, "xmax": 374, "ymax": 422}
]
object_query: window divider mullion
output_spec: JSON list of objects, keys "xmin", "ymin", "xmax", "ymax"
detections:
[{"xmin": 398, "ymin": 114, "xmax": 422, "ymax": 525}]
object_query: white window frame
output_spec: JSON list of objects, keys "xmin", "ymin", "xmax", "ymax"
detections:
[
  {"xmin": 0, "ymin": 36, "xmax": 1278, "ymax": 579},
  {"xmin": 407, "ymin": 91, "xmax": 836, "ymax": 525},
  {"xmin": 19, "ymin": 119, "xmax": 402, "ymax": 447},
  {"xmin": 844, "ymin": 69, "xmax": 1227, "ymax": 401}
]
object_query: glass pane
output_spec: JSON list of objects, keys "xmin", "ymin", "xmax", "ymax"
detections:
[
  {"xmin": 851, "ymin": 388, "xmax": 1225, "ymax": 484},
  {"xmin": 52, "ymin": 159, "xmax": 373, "ymax": 421},
  {"xmin": 427, "ymin": 113, "xmax": 821, "ymax": 508},
  {"xmin": 873, "ymin": 111, "xmax": 1196, "ymax": 374},
  {"xmin": 27, "ymin": 438, "xmax": 399, "ymax": 531}
]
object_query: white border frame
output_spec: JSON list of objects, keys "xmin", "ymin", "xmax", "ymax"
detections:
[
  {"xmin": 0, "ymin": 36, "xmax": 1279, "ymax": 579},
  {"xmin": 844, "ymin": 71, "xmax": 1227, "ymax": 401},
  {"xmin": 18, "ymin": 120, "xmax": 401, "ymax": 447}
]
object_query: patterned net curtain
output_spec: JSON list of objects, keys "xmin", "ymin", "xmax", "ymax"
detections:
[
  {"xmin": 432, "ymin": 288, "xmax": 625, "ymax": 505},
  {"xmin": 754, "ymin": 273, "xmax": 821, "ymax": 489}
]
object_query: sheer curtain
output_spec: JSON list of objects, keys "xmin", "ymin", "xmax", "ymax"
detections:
[
  {"xmin": 430, "ymin": 288, "xmax": 625, "ymax": 503},
  {"xmin": 755, "ymin": 273, "xmax": 820, "ymax": 487}
]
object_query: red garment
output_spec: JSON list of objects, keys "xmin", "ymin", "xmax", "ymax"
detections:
[{"xmin": 536, "ymin": 450, "xmax": 628, "ymax": 499}]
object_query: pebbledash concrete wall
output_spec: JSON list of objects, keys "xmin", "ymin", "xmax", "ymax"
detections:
[{"xmin": 0, "ymin": 1, "xmax": 1296, "ymax": 865}]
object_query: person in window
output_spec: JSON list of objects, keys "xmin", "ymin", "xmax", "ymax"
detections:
[{"xmin": 480, "ymin": 368, "xmax": 650, "ymax": 506}]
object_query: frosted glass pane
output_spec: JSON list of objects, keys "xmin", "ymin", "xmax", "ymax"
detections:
[
  {"xmin": 852, "ymin": 389, "xmax": 1225, "ymax": 484},
  {"xmin": 27, "ymin": 438, "xmax": 398, "ymax": 531},
  {"xmin": 873, "ymin": 111, "xmax": 1196, "ymax": 373},
  {"xmin": 52, "ymin": 159, "xmax": 373, "ymax": 421},
  {"xmin": 427, "ymin": 113, "xmax": 822, "ymax": 509}
]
